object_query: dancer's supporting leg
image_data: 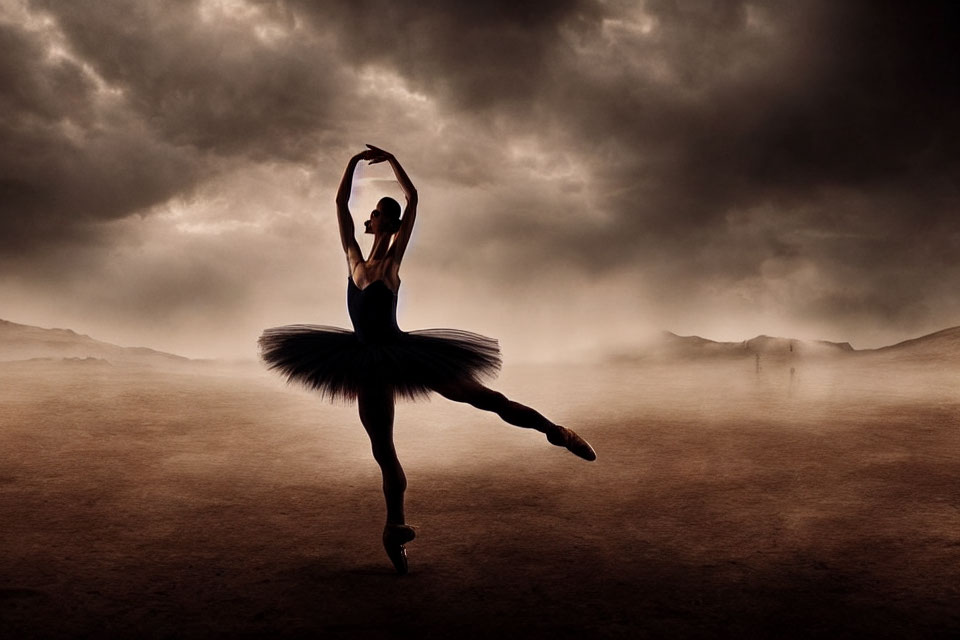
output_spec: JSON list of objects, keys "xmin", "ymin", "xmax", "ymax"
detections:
[
  {"xmin": 431, "ymin": 378, "xmax": 596, "ymax": 461},
  {"xmin": 357, "ymin": 384, "xmax": 416, "ymax": 573},
  {"xmin": 358, "ymin": 384, "xmax": 405, "ymax": 523}
]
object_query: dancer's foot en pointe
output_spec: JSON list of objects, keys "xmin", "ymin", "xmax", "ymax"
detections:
[
  {"xmin": 383, "ymin": 523, "xmax": 417, "ymax": 574},
  {"xmin": 547, "ymin": 426, "xmax": 597, "ymax": 461}
]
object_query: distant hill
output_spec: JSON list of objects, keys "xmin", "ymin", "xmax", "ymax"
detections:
[
  {"xmin": 0, "ymin": 319, "xmax": 190, "ymax": 366},
  {"xmin": 863, "ymin": 326, "xmax": 960, "ymax": 361},
  {"xmin": 620, "ymin": 327, "xmax": 959, "ymax": 363},
  {"xmin": 637, "ymin": 331, "xmax": 854, "ymax": 361}
]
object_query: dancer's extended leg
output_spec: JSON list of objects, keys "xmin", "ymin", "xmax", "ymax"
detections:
[
  {"xmin": 431, "ymin": 379, "xmax": 596, "ymax": 461},
  {"xmin": 357, "ymin": 385, "xmax": 416, "ymax": 573}
]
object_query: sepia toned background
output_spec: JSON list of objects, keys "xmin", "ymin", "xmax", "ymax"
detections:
[{"xmin": 3, "ymin": 3, "xmax": 960, "ymax": 638}]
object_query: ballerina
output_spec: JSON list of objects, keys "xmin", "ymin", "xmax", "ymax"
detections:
[{"xmin": 259, "ymin": 145, "xmax": 596, "ymax": 574}]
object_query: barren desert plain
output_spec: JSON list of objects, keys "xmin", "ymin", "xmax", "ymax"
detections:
[{"xmin": 2, "ymin": 326, "xmax": 960, "ymax": 638}]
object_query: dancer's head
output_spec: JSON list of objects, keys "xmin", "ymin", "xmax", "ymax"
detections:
[{"xmin": 364, "ymin": 197, "xmax": 402, "ymax": 236}]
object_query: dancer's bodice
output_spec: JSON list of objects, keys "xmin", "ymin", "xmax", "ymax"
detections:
[{"xmin": 347, "ymin": 278, "xmax": 402, "ymax": 343}]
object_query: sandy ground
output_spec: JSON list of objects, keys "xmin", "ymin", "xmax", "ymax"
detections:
[{"xmin": 1, "ymin": 359, "xmax": 960, "ymax": 638}]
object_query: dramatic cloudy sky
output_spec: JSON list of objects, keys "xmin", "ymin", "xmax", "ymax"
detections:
[{"xmin": 1, "ymin": 0, "xmax": 957, "ymax": 359}]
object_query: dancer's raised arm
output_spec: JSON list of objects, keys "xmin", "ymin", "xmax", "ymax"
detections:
[
  {"xmin": 335, "ymin": 151, "xmax": 375, "ymax": 264},
  {"xmin": 366, "ymin": 144, "xmax": 418, "ymax": 265}
]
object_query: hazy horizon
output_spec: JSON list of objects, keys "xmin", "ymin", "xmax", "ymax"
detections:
[{"xmin": 2, "ymin": 1, "xmax": 958, "ymax": 360}]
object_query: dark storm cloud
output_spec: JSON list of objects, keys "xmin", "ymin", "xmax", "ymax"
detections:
[
  {"xmin": 616, "ymin": 0, "xmax": 960, "ymax": 330},
  {"xmin": 2, "ymin": 0, "xmax": 958, "ymax": 350},
  {"xmin": 31, "ymin": 0, "xmax": 349, "ymax": 160},
  {"xmin": 0, "ymin": 19, "xmax": 202, "ymax": 253},
  {"xmin": 563, "ymin": 1, "xmax": 959, "ymax": 241},
  {"xmin": 289, "ymin": 0, "xmax": 957, "ymax": 259},
  {"xmin": 3, "ymin": 0, "xmax": 597, "ymax": 256},
  {"xmin": 292, "ymin": 0, "xmax": 598, "ymax": 113},
  {"xmin": 334, "ymin": 0, "xmax": 959, "ymax": 332},
  {"xmin": 1, "ymin": 0, "xmax": 351, "ymax": 259}
]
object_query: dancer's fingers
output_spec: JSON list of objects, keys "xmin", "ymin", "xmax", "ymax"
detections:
[{"xmin": 366, "ymin": 143, "xmax": 393, "ymax": 158}]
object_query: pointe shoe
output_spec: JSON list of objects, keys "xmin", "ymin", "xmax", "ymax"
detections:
[
  {"xmin": 382, "ymin": 524, "xmax": 417, "ymax": 575},
  {"xmin": 546, "ymin": 426, "xmax": 597, "ymax": 461}
]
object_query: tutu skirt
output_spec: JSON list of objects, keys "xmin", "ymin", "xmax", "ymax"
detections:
[{"xmin": 258, "ymin": 324, "xmax": 502, "ymax": 402}]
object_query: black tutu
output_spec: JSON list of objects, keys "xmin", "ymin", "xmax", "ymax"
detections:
[{"xmin": 258, "ymin": 279, "xmax": 501, "ymax": 402}]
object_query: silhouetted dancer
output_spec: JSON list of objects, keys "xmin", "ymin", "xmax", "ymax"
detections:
[{"xmin": 259, "ymin": 145, "xmax": 596, "ymax": 574}]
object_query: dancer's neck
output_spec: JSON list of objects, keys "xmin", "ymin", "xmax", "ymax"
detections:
[{"xmin": 369, "ymin": 234, "xmax": 392, "ymax": 260}]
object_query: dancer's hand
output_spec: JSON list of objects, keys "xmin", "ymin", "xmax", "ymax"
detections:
[
  {"xmin": 365, "ymin": 143, "xmax": 393, "ymax": 164},
  {"xmin": 366, "ymin": 144, "xmax": 415, "ymax": 202},
  {"xmin": 355, "ymin": 149, "xmax": 380, "ymax": 163}
]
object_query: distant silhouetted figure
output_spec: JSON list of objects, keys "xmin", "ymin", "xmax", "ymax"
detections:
[{"xmin": 259, "ymin": 145, "xmax": 595, "ymax": 574}]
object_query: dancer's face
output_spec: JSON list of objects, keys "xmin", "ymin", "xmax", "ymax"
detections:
[{"xmin": 364, "ymin": 204, "xmax": 392, "ymax": 235}]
